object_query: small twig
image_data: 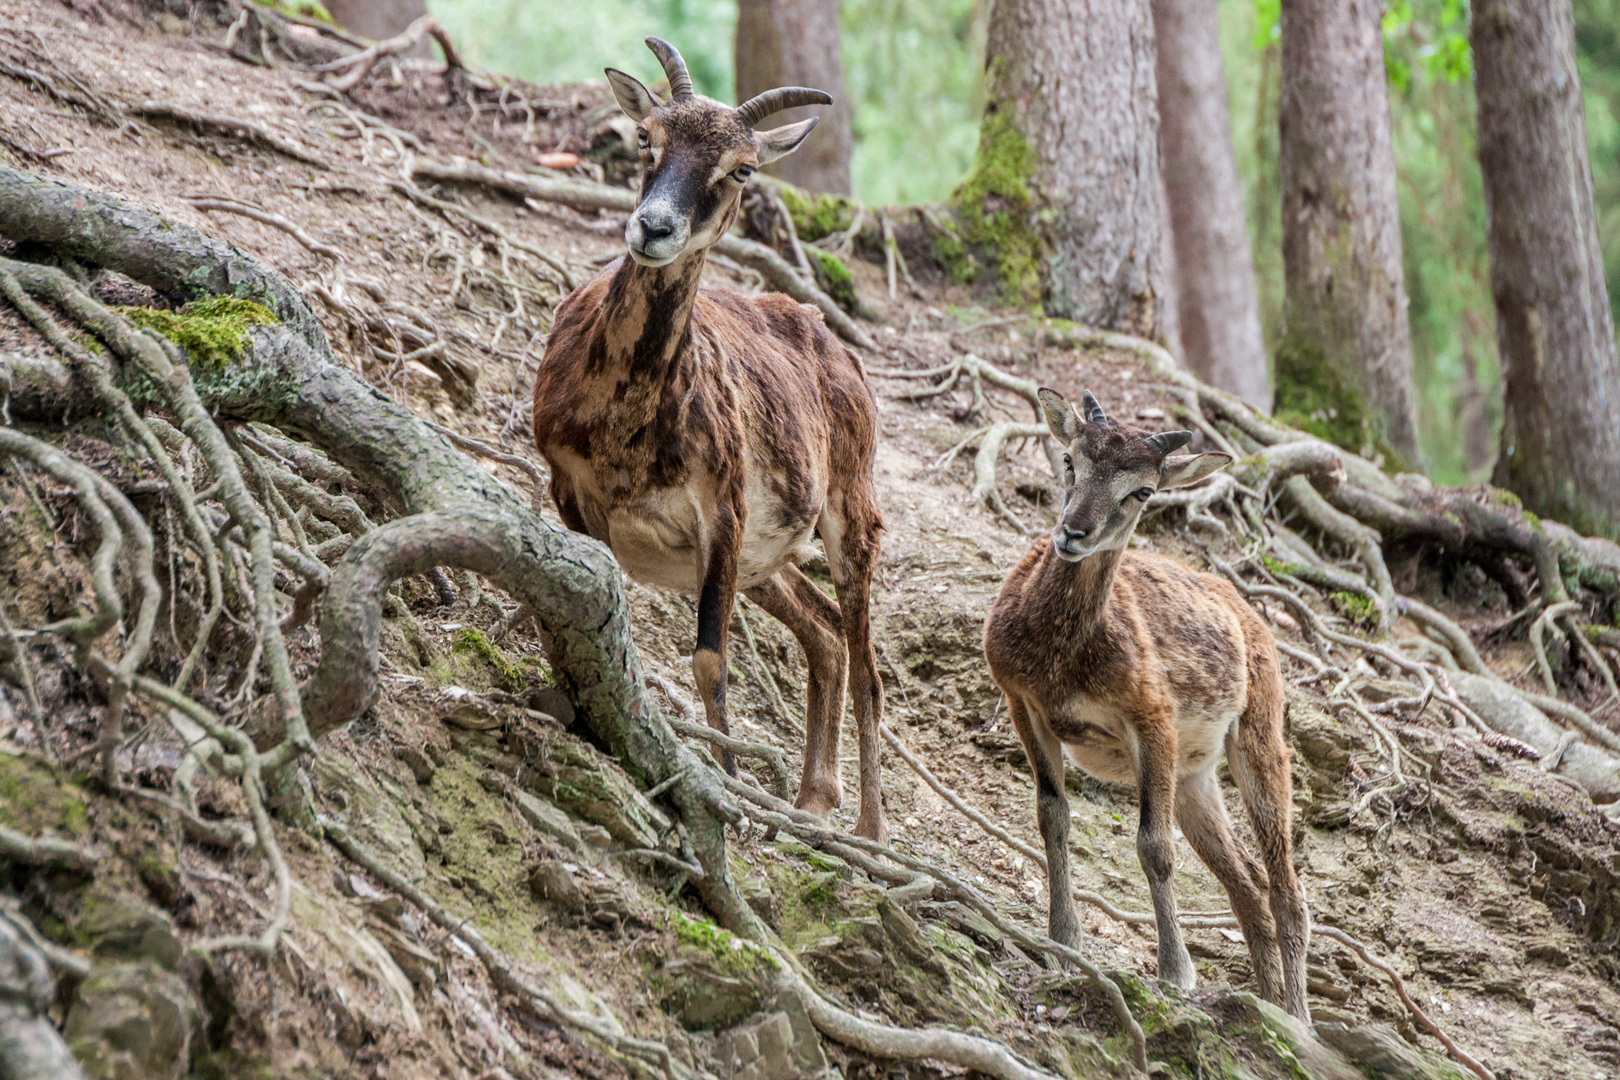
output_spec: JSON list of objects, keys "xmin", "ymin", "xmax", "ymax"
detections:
[{"xmin": 184, "ymin": 195, "xmax": 344, "ymax": 261}]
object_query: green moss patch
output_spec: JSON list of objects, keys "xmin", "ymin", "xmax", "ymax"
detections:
[
  {"xmin": 0, "ymin": 752, "xmax": 89, "ymax": 838},
  {"xmin": 777, "ymin": 185, "xmax": 858, "ymax": 243},
  {"xmin": 116, "ymin": 297, "xmax": 277, "ymax": 369},
  {"xmin": 805, "ymin": 248, "xmax": 862, "ymax": 317},
  {"xmin": 1330, "ymin": 591, "xmax": 1376, "ymax": 627},
  {"xmin": 946, "ymin": 84, "xmax": 1041, "ymax": 307},
  {"xmin": 449, "ymin": 628, "xmax": 550, "ymax": 692}
]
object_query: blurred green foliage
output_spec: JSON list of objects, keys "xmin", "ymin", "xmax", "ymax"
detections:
[{"xmin": 429, "ymin": 0, "xmax": 1619, "ymax": 485}]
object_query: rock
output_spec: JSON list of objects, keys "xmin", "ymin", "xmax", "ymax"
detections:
[
  {"xmin": 712, "ymin": 998, "xmax": 828, "ymax": 1080},
  {"xmin": 64, "ymin": 962, "xmax": 198, "ymax": 1080},
  {"xmin": 443, "ymin": 701, "xmax": 503, "ymax": 731},
  {"xmin": 506, "ymin": 785, "xmax": 584, "ymax": 854},
  {"xmin": 916, "ymin": 900, "xmax": 1004, "ymax": 953},
  {"xmin": 529, "ymin": 861, "xmax": 588, "ymax": 913},
  {"xmin": 82, "ymin": 894, "xmax": 182, "ymax": 971},
  {"xmin": 1315, "ymin": 1021, "xmax": 1474, "ymax": 1080},
  {"xmin": 535, "ymin": 732, "xmax": 664, "ymax": 848},
  {"xmin": 135, "ymin": 846, "xmax": 183, "ymax": 911},
  {"xmin": 395, "ymin": 745, "xmax": 436, "ymax": 784},
  {"xmin": 1201, "ymin": 991, "xmax": 1364, "ymax": 1080},
  {"xmin": 367, "ymin": 920, "xmax": 441, "ymax": 990},
  {"xmin": 524, "ymin": 686, "xmax": 576, "ymax": 726},
  {"xmin": 740, "ymin": 876, "xmax": 781, "ymax": 931},
  {"xmin": 876, "ymin": 895, "xmax": 949, "ymax": 979},
  {"xmin": 655, "ymin": 914, "xmax": 778, "ymax": 1031}
]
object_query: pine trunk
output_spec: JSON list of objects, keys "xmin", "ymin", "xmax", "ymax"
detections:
[
  {"xmin": 956, "ymin": 0, "xmax": 1162, "ymax": 336},
  {"xmin": 1473, "ymin": 0, "xmax": 1620, "ymax": 537},
  {"xmin": 1153, "ymin": 0, "xmax": 1270, "ymax": 409},
  {"xmin": 734, "ymin": 0, "xmax": 854, "ymax": 195},
  {"xmin": 1276, "ymin": 0, "xmax": 1420, "ymax": 467}
]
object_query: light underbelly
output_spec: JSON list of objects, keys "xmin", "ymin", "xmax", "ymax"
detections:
[
  {"xmin": 602, "ymin": 502, "xmax": 818, "ymax": 594},
  {"xmin": 1054, "ymin": 699, "xmax": 1238, "ymax": 786}
]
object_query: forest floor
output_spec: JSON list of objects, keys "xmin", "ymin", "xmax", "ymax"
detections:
[{"xmin": 2, "ymin": 6, "xmax": 1619, "ymax": 1080}]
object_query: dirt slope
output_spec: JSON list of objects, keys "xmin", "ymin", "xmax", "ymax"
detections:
[{"xmin": 1, "ymin": 6, "xmax": 1618, "ymax": 1080}]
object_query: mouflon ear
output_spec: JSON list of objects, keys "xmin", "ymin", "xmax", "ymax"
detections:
[
  {"xmin": 1160, "ymin": 451, "xmax": 1233, "ymax": 489},
  {"xmin": 756, "ymin": 117, "xmax": 820, "ymax": 164},
  {"xmin": 605, "ymin": 67, "xmax": 657, "ymax": 121},
  {"xmin": 1038, "ymin": 387, "xmax": 1083, "ymax": 445}
]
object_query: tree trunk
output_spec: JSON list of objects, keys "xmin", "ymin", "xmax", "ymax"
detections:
[
  {"xmin": 734, "ymin": 0, "xmax": 853, "ymax": 195},
  {"xmin": 1153, "ymin": 0, "xmax": 1271, "ymax": 410},
  {"xmin": 954, "ymin": 0, "xmax": 1162, "ymax": 335},
  {"xmin": 1275, "ymin": 0, "xmax": 1420, "ymax": 468},
  {"xmin": 323, "ymin": 0, "xmax": 426, "ymax": 41},
  {"xmin": 1473, "ymin": 0, "xmax": 1620, "ymax": 538}
]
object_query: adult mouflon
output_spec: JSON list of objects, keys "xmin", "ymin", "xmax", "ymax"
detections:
[
  {"xmin": 532, "ymin": 38, "xmax": 890, "ymax": 840},
  {"xmin": 982, "ymin": 388, "xmax": 1310, "ymax": 1019}
]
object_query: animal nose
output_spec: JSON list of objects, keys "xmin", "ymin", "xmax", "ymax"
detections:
[
  {"xmin": 641, "ymin": 218, "xmax": 674, "ymax": 240},
  {"xmin": 1061, "ymin": 521, "xmax": 1093, "ymax": 544}
]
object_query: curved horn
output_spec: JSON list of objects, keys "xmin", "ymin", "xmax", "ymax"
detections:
[
  {"xmin": 1080, "ymin": 390, "xmax": 1109, "ymax": 426},
  {"xmin": 645, "ymin": 37, "xmax": 694, "ymax": 99},
  {"xmin": 735, "ymin": 87, "xmax": 833, "ymax": 128},
  {"xmin": 1147, "ymin": 430, "xmax": 1194, "ymax": 455}
]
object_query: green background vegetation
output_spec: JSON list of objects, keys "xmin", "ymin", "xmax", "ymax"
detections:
[{"xmin": 428, "ymin": 0, "xmax": 1620, "ymax": 485}]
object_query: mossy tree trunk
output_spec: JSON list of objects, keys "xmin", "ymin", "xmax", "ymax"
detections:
[
  {"xmin": 1153, "ymin": 0, "xmax": 1272, "ymax": 410},
  {"xmin": 1276, "ymin": 0, "xmax": 1420, "ymax": 468},
  {"xmin": 735, "ymin": 0, "xmax": 853, "ymax": 195},
  {"xmin": 1473, "ymin": 0, "xmax": 1620, "ymax": 539},
  {"xmin": 954, "ymin": 0, "xmax": 1163, "ymax": 337}
]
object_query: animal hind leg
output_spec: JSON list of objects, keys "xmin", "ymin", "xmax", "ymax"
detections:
[
  {"xmin": 693, "ymin": 504, "xmax": 743, "ymax": 774},
  {"xmin": 1229, "ymin": 624, "xmax": 1311, "ymax": 1020},
  {"xmin": 820, "ymin": 491, "xmax": 886, "ymax": 842},
  {"xmin": 1175, "ymin": 766, "xmax": 1284, "ymax": 1005},
  {"xmin": 745, "ymin": 565, "xmax": 848, "ymax": 816}
]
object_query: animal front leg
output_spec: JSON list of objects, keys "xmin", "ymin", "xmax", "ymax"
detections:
[
  {"xmin": 694, "ymin": 503, "xmax": 743, "ymax": 774},
  {"xmin": 1135, "ymin": 725, "xmax": 1194, "ymax": 990},
  {"xmin": 1008, "ymin": 695, "xmax": 1081, "ymax": 949}
]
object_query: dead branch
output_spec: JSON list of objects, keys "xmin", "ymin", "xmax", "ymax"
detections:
[
  {"xmin": 311, "ymin": 15, "xmax": 462, "ymax": 95},
  {"xmin": 0, "ymin": 824, "xmax": 97, "ymax": 873},
  {"xmin": 183, "ymin": 195, "xmax": 344, "ymax": 261},
  {"xmin": 1313, "ymin": 926, "xmax": 1495, "ymax": 1080}
]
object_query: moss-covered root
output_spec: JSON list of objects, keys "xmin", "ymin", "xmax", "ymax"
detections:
[
  {"xmin": 115, "ymin": 297, "xmax": 277, "ymax": 369},
  {"xmin": 804, "ymin": 248, "xmax": 862, "ymax": 317}
]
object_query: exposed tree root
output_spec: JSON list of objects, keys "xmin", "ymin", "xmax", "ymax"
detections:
[{"xmin": 1312, "ymin": 926, "xmax": 1496, "ymax": 1080}]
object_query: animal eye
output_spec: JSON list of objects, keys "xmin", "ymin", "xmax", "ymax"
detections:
[
  {"xmin": 1135, "ymin": 487, "xmax": 1155, "ymax": 500},
  {"xmin": 731, "ymin": 166, "xmax": 756, "ymax": 183},
  {"xmin": 1062, "ymin": 454, "xmax": 1072, "ymax": 468},
  {"xmin": 636, "ymin": 128, "xmax": 649, "ymax": 147}
]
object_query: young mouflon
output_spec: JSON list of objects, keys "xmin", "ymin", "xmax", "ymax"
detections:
[
  {"xmin": 532, "ymin": 39, "xmax": 890, "ymax": 840},
  {"xmin": 982, "ymin": 388, "xmax": 1310, "ymax": 1019}
]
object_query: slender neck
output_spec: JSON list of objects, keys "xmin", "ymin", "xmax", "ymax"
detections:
[
  {"xmin": 600, "ymin": 247, "xmax": 708, "ymax": 371},
  {"xmin": 1043, "ymin": 543, "xmax": 1126, "ymax": 635}
]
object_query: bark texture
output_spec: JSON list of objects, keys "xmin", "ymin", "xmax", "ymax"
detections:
[
  {"xmin": 1472, "ymin": 0, "xmax": 1620, "ymax": 538},
  {"xmin": 960, "ymin": 0, "xmax": 1162, "ymax": 334},
  {"xmin": 1153, "ymin": 0, "xmax": 1271, "ymax": 409},
  {"xmin": 1276, "ymin": 0, "xmax": 1420, "ymax": 467},
  {"xmin": 735, "ymin": 0, "xmax": 853, "ymax": 195}
]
